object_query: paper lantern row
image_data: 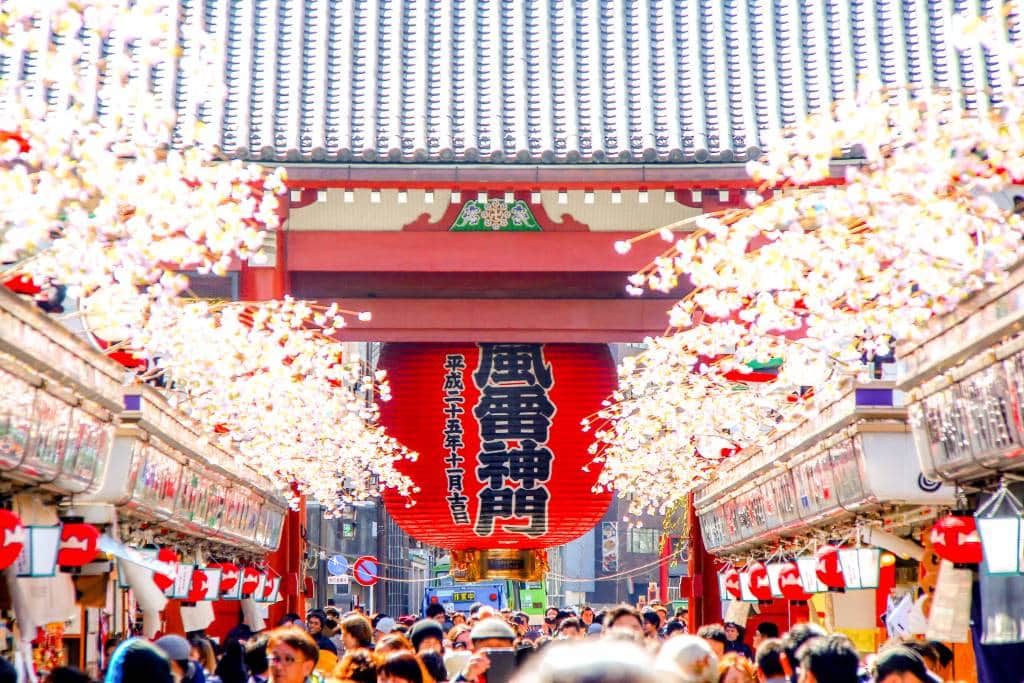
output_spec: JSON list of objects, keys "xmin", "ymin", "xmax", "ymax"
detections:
[
  {"xmin": 718, "ymin": 546, "xmax": 884, "ymax": 602},
  {"xmin": 0, "ymin": 510, "xmax": 101, "ymax": 576},
  {"xmin": 117, "ymin": 550, "xmax": 282, "ymax": 604}
]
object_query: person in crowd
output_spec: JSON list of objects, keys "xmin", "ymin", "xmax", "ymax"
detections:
[
  {"xmin": 640, "ymin": 611, "xmax": 661, "ymax": 641},
  {"xmin": 340, "ymin": 614, "xmax": 375, "ymax": 652},
  {"xmin": 156, "ymin": 634, "xmax": 206, "ymax": 683},
  {"xmin": 228, "ymin": 625, "xmax": 255, "ymax": 647},
  {"xmin": 794, "ymin": 634, "xmax": 859, "ymax": 683},
  {"xmin": 377, "ymin": 651, "xmax": 430, "ymax": 683},
  {"xmin": 753, "ymin": 639, "xmax": 789, "ymax": 683},
  {"xmin": 470, "ymin": 618, "xmax": 517, "ymax": 650},
  {"xmin": 898, "ymin": 640, "xmax": 949, "ymax": 681},
  {"xmin": 718, "ymin": 652, "xmax": 757, "ymax": 683},
  {"xmin": 752, "ymin": 624, "xmax": 779, "ymax": 652},
  {"xmin": 513, "ymin": 639, "xmax": 662, "ymax": 683},
  {"xmin": 655, "ymin": 634, "xmax": 719, "ymax": 683},
  {"xmin": 409, "ymin": 618, "xmax": 446, "ymax": 654},
  {"xmin": 43, "ymin": 667, "xmax": 92, "ymax": 683},
  {"xmin": 104, "ymin": 638, "xmax": 175, "ymax": 683},
  {"xmin": 426, "ymin": 603, "xmax": 449, "ymax": 627},
  {"xmin": 215, "ymin": 639, "xmax": 249, "ymax": 683},
  {"xmin": 420, "ymin": 650, "xmax": 450, "ymax": 683},
  {"xmin": 245, "ymin": 636, "xmax": 270, "ymax": 683},
  {"xmin": 266, "ymin": 627, "xmax": 319, "ymax": 683},
  {"xmin": 307, "ymin": 610, "xmax": 339, "ymax": 655},
  {"xmin": 191, "ymin": 636, "xmax": 222, "ymax": 682},
  {"xmin": 579, "ymin": 606, "xmax": 595, "ymax": 628},
  {"xmin": 871, "ymin": 646, "xmax": 941, "ymax": 683},
  {"xmin": 664, "ymin": 621, "xmax": 686, "ymax": 639},
  {"xmin": 923, "ymin": 641, "xmax": 952, "ymax": 682},
  {"xmin": 603, "ymin": 605, "xmax": 644, "ymax": 635},
  {"xmin": 448, "ymin": 625, "xmax": 474, "ymax": 651},
  {"xmin": 781, "ymin": 623, "xmax": 826, "ymax": 681},
  {"xmin": 652, "ymin": 605, "xmax": 669, "ymax": 631},
  {"xmin": 375, "ymin": 633, "xmax": 415, "ymax": 656},
  {"xmin": 374, "ymin": 617, "xmax": 399, "ymax": 644},
  {"xmin": 723, "ymin": 623, "xmax": 753, "ymax": 660},
  {"xmin": 452, "ymin": 613, "xmax": 468, "ymax": 628},
  {"xmin": 697, "ymin": 625, "xmax": 729, "ymax": 658},
  {"xmin": 331, "ymin": 648, "xmax": 376, "ymax": 683},
  {"xmin": 555, "ymin": 618, "xmax": 584, "ymax": 641},
  {"xmin": 278, "ymin": 613, "xmax": 305, "ymax": 629}
]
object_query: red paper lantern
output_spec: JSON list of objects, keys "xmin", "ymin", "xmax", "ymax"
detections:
[
  {"xmin": 88, "ymin": 333, "xmax": 147, "ymax": 370},
  {"xmin": 722, "ymin": 568, "xmax": 742, "ymax": 600},
  {"xmin": 747, "ymin": 561, "xmax": 773, "ymax": 600},
  {"xmin": 188, "ymin": 569, "xmax": 210, "ymax": 602},
  {"xmin": 262, "ymin": 572, "xmax": 277, "ymax": 600},
  {"xmin": 777, "ymin": 561, "xmax": 810, "ymax": 601},
  {"xmin": 57, "ymin": 523, "xmax": 99, "ymax": 567},
  {"xmin": 931, "ymin": 514, "xmax": 984, "ymax": 565},
  {"xmin": 0, "ymin": 510, "xmax": 25, "ymax": 570},
  {"xmin": 378, "ymin": 343, "xmax": 616, "ymax": 551},
  {"xmin": 240, "ymin": 566, "xmax": 261, "ymax": 595},
  {"xmin": 152, "ymin": 548, "xmax": 178, "ymax": 592},
  {"xmin": 815, "ymin": 545, "xmax": 845, "ymax": 589},
  {"xmin": 210, "ymin": 562, "xmax": 240, "ymax": 592},
  {"xmin": 2, "ymin": 274, "xmax": 41, "ymax": 295}
]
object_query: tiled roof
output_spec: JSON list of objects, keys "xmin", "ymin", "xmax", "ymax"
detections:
[{"xmin": 12, "ymin": 1, "xmax": 1020, "ymax": 164}]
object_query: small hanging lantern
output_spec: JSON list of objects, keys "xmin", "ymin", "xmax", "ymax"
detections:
[
  {"xmin": 721, "ymin": 567, "xmax": 742, "ymax": 600},
  {"xmin": 58, "ymin": 523, "xmax": 100, "ymax": 568},
  {"xmin": 152, "ymin": 548, "xmax": 178, "ymax": 592},
  {"xmin": 975, "ymin": 484, "xmax": 1024, "ymax": 575},
  {"xmin": 240, "ymin": 566, "xmax": 261, "ymax": 596},
  {"xmin": 0, "ymin": 510, "xmax": 26, "ymax": 570},
  {"xmin": 746, "ymin": 561, "xmax": 773, "ymax": 600},
  {"xmin": 187, "ymin": 569, "xmax": 210, "ymax": 603},
  {"xmin": 815, "ymin": 545, "xmax": 846, "ymax": 589},
  {"xmin": 837, "ymin": 547, "xmax": 881, "ymax": 589},
  {"xmin": 931, "ymin": 513, "xmax": 984, "ymax": 565},
  {"xmin": 765, "ymin": 562, "xmax": 786, "ymax": 599},
  {"xmin": 777, "ymin": 561, "xmax": 811, "ymax": 601},
  {"xmin": 15, "ymin": 526, "xmax": 61, "ymax": 577}
]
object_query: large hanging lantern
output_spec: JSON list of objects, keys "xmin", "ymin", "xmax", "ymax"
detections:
[
  {"xmin": 747, "ymin": 561, "xmax": 773, "ymax": 600},
  {"xmin": 379, "ymin": 343, "xmax": 616, "ymax": 577},
  {"xmin": 975, "ymin": 484, "xmax": 1024, "ymax": 575},
  {"xmin": 837, "ymin": 547, "xmax": 881, "ymax": 589},
  {"xmin": 932, "ymin": 513, "xmax": 984, "ymax": 565},
  {"xmin": 815, "ymin": 545, "xmax": 846, "ymax": 589}
]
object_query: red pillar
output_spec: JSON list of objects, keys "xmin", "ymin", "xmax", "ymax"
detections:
[{"xmin": 686, "ymin": 493, "xmax": 721, "ymax": 633}]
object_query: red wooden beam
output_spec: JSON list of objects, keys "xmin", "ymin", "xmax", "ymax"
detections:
[
  {"xmin": 329, "ymin": 297, "xmax": 674, "ymax": 343},
  {"xmin": 286, "ymin": 231, "xmax": 670, "ymax": 273}
]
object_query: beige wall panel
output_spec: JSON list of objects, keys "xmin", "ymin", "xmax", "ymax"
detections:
[
  {"xmin": 288, "ymin": 189, "xmax": 454, "ymax": 231},
  {"xmin": 538, "ymin": 189, "xmax": 703, "ymax": 232}
]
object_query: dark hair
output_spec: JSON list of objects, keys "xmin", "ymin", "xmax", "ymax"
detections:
[
  {"xmin": 42, "ymin": 667, "xmax": 91, "ymax": 683},
  {"xmin": 782, "ymin": 622, "xmax": 826, "ymax": 666},
  {"xmin": 307, "ymin": 609, "xmax": 327, "ymax": 626},
  {"xmin": 697, "ymin": 623, "xmax": 728, "ymax": 644},
  {"xmin": 106, "ymin": 639, "xmax": 174, "ymax": 683},
  {"xmin": 580, "ymin": 605, "xmax": 594, "ymax": 614},
  {"xmin": 755, "ymin": 638, "xmax": 786, "ymax": 678},
  {"xmin": 901, "ymin": 639, "xmax": 938, "ymax": 665},
  {"xmin": 425, "ymin": 603, "xmax": 447, "ymax": 620},
  {"xmin": 756, "ymin": 622, "xmax": 780, "ymax": 638},
  {"xmin": 267, "ymin": 627, "xmax": 319, "ymax": 664},
  {"xmin": 927, "ymin": 640, "xmax": 953, "ymax": 668},
  {"xmin": 797, "ymin": 634, "xmax": 860, "ymax": 683},
  {"xmin": 874, "ymin": 645, "xmax": 933, "ymax": 682},
  {"xmin": 377, "ymin": 651, "xmax": 428, "ymax": 683},
  {"xmin": 557, "ymin": 617, "xmax": 583, "ymax": 634},
  {"xmin": 333, "ymin": 648, "xmax": 377, "ymax": 683},
  {"xmin": 665, "ymin": 620, "xmax": 686, "ymax": 637},
  {"xmin": 469, "ymin": 602, "xmax": 484, "ymax": 616},
  {"xmin": 341, "ymin": 614, "xmax": 374, "ymax": 648},
  {"xmin": 375, "ymin": 633, "xmax": 414, "ymax": 655},
  {"xmin": 419, "ymin": 650, "xmax": 448, "ymax": 682},
  {"xmin": 278, "ymin": 612, "xmax": 303, "ymax": 627},
  {"xmin": 244, "ymin": 636, "xmax": 269, "ymax": 675},
  {"xmin": 603, "ymin": 604, "xmax": 643, "ymax": 630},
  {"xmin": 214, "ymin": 639, "xmax": 248, "ymax": 683},
  {"xmin": 641, "ymin": 610, "xmax": 660, "ymax": 629}
]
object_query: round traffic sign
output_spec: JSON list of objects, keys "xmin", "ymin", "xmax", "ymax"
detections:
[
  {"xmin": 327, "ymin": 555, "xmax": 349, "ymax": 577},
  {"xmin": 352, "ymin": 555, "xmax": 379, "ymax": 587}
]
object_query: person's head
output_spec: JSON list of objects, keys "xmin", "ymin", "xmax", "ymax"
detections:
[
  {"xmin": 245, "ymin": 636, "xmax": 269, "ymax": 676},
  {"xmin": 654, "ymin": 606, "xmax": 669, "ymax": 627},
  {"xmin": 641, "ymin": 610, "xmax": 661, "ymax": 636},
  {"xmin": 718, "ymin": 652, "xmax": 757, "ymax": 683},
  {"xmin": 452, "ymin": 612, "xmax": 467, "ymax": 626},
  {"xmin": 580, "ymin": 605, "xmax": 595, "ymax": 625},
  {"xmin": 545, "ymin": 606, "xmax": 559, "ymax": 620},
  {"xmin": 665, "ymin": 620, "xmax": 687, "ymax": 639},
  {"xmin": 331, "ymin": 648, "xmax": 377, "ymax": 683},
  {"xmin": 872, "ymin": 645, "xmax": 940, "ymax": 683},
  {"xmin": 426, "ymin": 602, "xmax": 447, "ymax": 623},
  {"xmin": 278, "ymin": 612, "xmax": 304, "ymax": 628},
  {"xmin": 796, "ymin": 634, "xmax": 859, "ymax": 683},
  {"xmin": 518, "ymin": 638, "xmax": 663, "ymax": 683},
  {"xmin": 556, "ymin": 617, "xmax": 584, "ymax": 640},
  {"xmin": 377, "ymin": 651, "xmax": 429, "ymax": 683},
  {"xmin": 105, "ymin": 639, "xmax": 174, "ymax": 683},
  {"xmin": 924, "ymin": 641, "xmax": 952, "ymax": 680},
  {"xmin": 753, "ymin": 623, "xmax": 779, "ymax": 651},
  {"xmin": 781, "ymin": 623, "xmax": 826, "ymax": 673},
  {"xmin": 448, "ymin": 624, "xmax": 473, "ymax": 651},
  {"xmin": 375, "ymin": 616, "xmax": 398, "ymax": 641},
  {"xmin": 754, "ymin": 638, "xmax": 786, "ymax": 681},
  {"xmin": 697, "ymin": 624, "xmax": 729, "ymax": 658},
  {"xmin": 266, "ymin": 627, "xmax": 319, "ymax": 683},
  {"xmin": 899, "ymin": 641, "xmax": 940, "ymax": 676},
  {"xmin": 306, "ymin": 609, "xmax": 327, "ymax": 636},
  {"xmin": 374, "ymin": 633, "xmax": 414, "ymax": 656},
  {"xmin": 604, "ymin": 605, "xmax": 644, "ymax": 634},
  {"xmin": 43, "ymin": 667, "xmax": 91, "ymax": 683},
  {"xmin": 655, "ymin": 634, "xmax": 719, "ymax": 683},
  {"xmin": 154, "ymin": 635, "xmax": 192, "ymax": 680},
  {"xmin": 419, "ymin": 650, "xmax": 448, "ymax": 683},
  {"xmin": 340, "ymin": 614, "xmax": 374, "ymax": 651},
  {"xmin": 470, "ymin": 617, "xmax": 517, "ymax": 650},
  {"xmin": 103, "ymin": 636, "xmax": 122, "ymax": 663},
  {"xmin": 189, "ymin": 636, "xmax": 218, "ymax": 673},
  {"xmin": 408, "ymin": 618, "xmax": 446, "ymax": 653},
  {"xmin": 723, "ymin": 623, "xmax": 741, "ymax": 644},
  {"xmin": 215, "ymin": 639, "xmax": 249, "ymax": 683}
]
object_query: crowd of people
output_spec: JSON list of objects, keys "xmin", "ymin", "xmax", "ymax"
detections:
[{"xmin": 13, "ymin": 600, "xmax": 955, "ymax": 683}]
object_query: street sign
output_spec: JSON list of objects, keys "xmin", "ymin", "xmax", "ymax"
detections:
[
  {"xmin": 327, "ymin": 555, "xmax": 349, "ymax": 577},
  {"xmin": 327, "ymin": 574, "xmax": 350, "ymax": 586},
  {"xmin": 352, "ymin": 555, "xmax": 379, "ymax": 587}
]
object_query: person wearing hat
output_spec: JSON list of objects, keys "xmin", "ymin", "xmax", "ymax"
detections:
[
  {"xmin": 154, "ymin": 635, "xmax": 205, "ymax": 683},
  {"xmin": 872, "ymin": 646, "xmax": 943, "ymax": 683},
  {"xmin": 374, "ymin": 616, "xmax": 398, "ymax": 642},
  {"xmin": 409, "ymin": 618, "xmax": 446, "ymax": 654},
  {"xmin": 452, "ymin": 618, "xmax": 518, "ymax": 683},
  {"xmin": 104, "ymin": 639, "xmax": 175, "ymax": 683}
]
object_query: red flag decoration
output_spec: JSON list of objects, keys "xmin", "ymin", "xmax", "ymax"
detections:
[
  {"xmin": 777, "ymin": 561, "xmax": 811, "ymax": 601},
  {"xmin": 722, "ymin": 568, "xmax": 742, "ymax": 600},
  {"xmin": 240, "ymin": 566, "xmax": 261, "ymax": 596},
  {"xmin": 378, "ymin": 343, "xmax": 616, "ymax": 551},
  {"xmin": 931, "ymin": 514, "xmax": 984, "ymax": 565},
  {"xmin": 746, "ymin": 561, "xmax": 773, "ymax": 600},
  {"xmin": 815, "ymin": 545, "xmax": 845, "ymax": 589},
  {"xmin": 0, "ymin": 510, "xmax": 25, "ymax": 570},
  {"xmin": 152, "ymin": 548, "xmax": 178, "ymax": 592},
  {"xmin": 57, "ymin": 523, "xmax": 99, "ymax": 567}
]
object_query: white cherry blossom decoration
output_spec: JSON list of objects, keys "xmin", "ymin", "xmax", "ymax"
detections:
[{"xmin": 595, "ymin": 6, "xmax": 1024, "ymax": 517}]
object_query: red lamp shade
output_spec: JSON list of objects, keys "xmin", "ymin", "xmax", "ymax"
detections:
[
  {"xmin": 747, "ymin": 561, "xmax": 773, "ymax": 600},
  {"xmin": 153, "ymin": 548, "xmax": 178, "ymax": 592},
  {"xmin": 722, "ymin": 568, "xmax": 742, "ymax": 600},
  {"xmin": 188, "ymin": 569, "xmax": 210, "ymax": 602},
  {"xmin": 0, "ymin": 510, "xmax": 25, "ymax": 570},
  {"xmin": 57, "ymin": 523, "xmax": 99, "ymax": 567},
  {"xmin": 778, "ymin": 561, "xmax": 810, "ymax": 601},
  {"xmin": 241, "ymin": 566, "xmax": 261, "ymax": 595},
  {"xmin": 210, "ymin": 562, "xmax": 240, "ymax": 592},
  {"xmin": 815, "ymin": 545, "xmax": 845, "ymax": 589},
  {"xmin": 931, "ymin": 514, "xmax": 984, "ymax": 565},
  {"xmin": 378, "ymin": 343, "xmax": 616, "ymax": 551}
]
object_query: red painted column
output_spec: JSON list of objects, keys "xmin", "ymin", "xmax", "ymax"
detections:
[{"xmin": 686, "ymin": 493, "xmax": 721, "ymax": 633}]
